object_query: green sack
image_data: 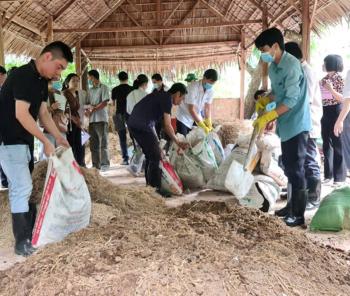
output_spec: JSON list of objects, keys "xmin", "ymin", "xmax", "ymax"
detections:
[{"xmin": 310, "ymin": 186, "xmax": 350, "ymax": 232}]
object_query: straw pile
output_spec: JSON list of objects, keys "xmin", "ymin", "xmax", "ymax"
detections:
[
  {"xmin": 1, "ymin": 200, "xmax": 350, "ymax": 296},
  {"xmin": 215, "ymin": 119, "xmax": 253, "ymax": 148}
]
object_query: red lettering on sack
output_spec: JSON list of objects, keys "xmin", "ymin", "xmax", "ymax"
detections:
[
  {"xmin": 72, "ymin": 161, "xmax": 82, "ymax": 175},
  {"xmin": 32, "ymin": 169, "xmax": 57, "ymax": 246}
]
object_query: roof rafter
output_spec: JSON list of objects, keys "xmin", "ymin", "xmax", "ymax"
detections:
[{"xmin": 162, "ymin": 0, "xmax": 185, "ymax": 26}]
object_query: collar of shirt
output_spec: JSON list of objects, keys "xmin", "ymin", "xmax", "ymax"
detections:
[
  {"xmin": 29, "ymin": 59, "xmax": 46, "ymax": 81},
  {"xmin": 92, "ymin": 83, "xmax": 102, "ymax": 89},
  {"xmin": 271, "ymin": 51, "xmax": 288, "ymax": 71}
]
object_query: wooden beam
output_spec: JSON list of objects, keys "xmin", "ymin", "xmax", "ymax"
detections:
[
  {"xmin": 262, "ymin": 5, "xmax": 268, "ymax": 91},
  {"xmin": 3, "ymin": 0, "xmax": 28, "ymax": 27},
  {"xmin": 239, "ymin": 28, "xmax": 246, "ymax": 120},
  {"xmin": 246, "ymin": 0, "xmax": 285, "ymax": 28},
  {"xmin": 55, "ymin": 19, "xmax": 262, "ymax": 33},
  {"xmin": 310, "ymin": 0, "xmax": 318, "ymax": 27},
  {"xmin": 0, "ymin": 13, "xmax": 5, "ymax": 66},
  {"xmin": 126, "ymin": 0, "xmax": 141, "ymax": 12},
  {"xmin": 270, "ymin": 5, "xmax": 294, "ymax": 27},
  {"xmin": 156, "ymin": 0, "xmax": 161, "ymax": 44},
  {"xmin": 47, "ymin": 15, "xmax": 53, "ymax": 42},
  {"xmin": 162, "ymin": 0, "xmax": 184, "ymax": 26},
  {"xmin": 83, "ymin": 41, "xmax": 239, "ymax": 52},
  {"xmin": 4, "ymin": 15, "xmax": 41, "ymax": 36},
  {"xmin": 302, "ymin": 0, "xmax": 311, "ymax": 62},
  {"xmin": 163, "ymin": 0, "xmax": 201, "ymax": 45},
  {"xmin": 40, "ymin": 0, "xmax": 76, "ymax": 32},
  {"xmin": 120, "ymin": 5, "xmax": 158, "ymax": 45},
  {"xmin": 33, "ymin": 1, "xmax": 52, "ymax": 15},
  {"xmin": 287, "ymin": 0, "xmax": 301, "ymax": 14}
]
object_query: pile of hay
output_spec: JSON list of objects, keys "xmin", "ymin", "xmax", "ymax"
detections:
[
  {"xmin": 1, "ymin": 200, "xmax": 350, "ymax": 296},
  {"xmin": 0, "ymin": 192, "xmax": 12, "ymax": 249},
  {"xmin": 215, "ymin": 119, "xmax": 253, "ymax": 148},
  {"xmin": 30, "ymin": 161, "xmax": 163, "ymax": 214}
]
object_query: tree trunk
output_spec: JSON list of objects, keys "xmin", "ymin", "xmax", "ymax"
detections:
[{"xmin": 244, "ymin": 60, "xmax": 263, "ymax": 119}]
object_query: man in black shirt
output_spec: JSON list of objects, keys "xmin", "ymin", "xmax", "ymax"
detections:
[
  {"xmin": 0, "ymin": 41, "xmax": 73, "ymax": 256},
  {"xmin": 0, "ymin": 65, "xmax": 8, "ymax": 188},
  {"xmin": 112, "ymin": 71, "xmax": 133, "ymax": 165},
  {"xmin": 128, "ymin": 83, "xmax": 188, "ymax": 196}
]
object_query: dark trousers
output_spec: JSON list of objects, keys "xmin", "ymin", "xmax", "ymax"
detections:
[
  {"xmin": 321, "ymin": 105, "xmax": 346, "ymax": 182},
  {"xmin": 129, "ymin": 127, "xmax": 161, "ymax": 188},
  {"xmin": 114, "ymin": 113, "xmax": 129, "ymax": 162},
  {"xmin": 0, "ymin": 165, "xmax": 8, "ymax": 187},
  {"xmin": 305, "ymin": 137, "xmax": 321, "ymax": 180},
  {"xmin": 89, "ymin": 122, "xmax": 110, "ymax": 169},
  {"xmin": 176, "ymin": 120, "xmax": 191, "ymax": 136},
  {"xmin": 67, "ymin": 122, "xmax": 84, "ymax": 166},
  {"xmin": 281, "ymin": 132, "xmax": 308, "ymax": 191}
]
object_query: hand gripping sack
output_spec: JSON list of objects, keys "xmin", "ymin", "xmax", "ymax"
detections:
[
  {"xmin": 160, "ymin": 159, "xmax": 183, "ymax": 195},
  {"xmin": 32, "ymin": 148, "xmax": 91, "ymax": 248}
]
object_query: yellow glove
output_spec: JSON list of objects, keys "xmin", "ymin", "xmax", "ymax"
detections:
[
  {"xmin": 196, "ymin": 121, "xmax": 210, "ymax": 135},
  {"xmin": 255, "ymin": 96, "xmax": 270, "ymax": 113},
  {"xmin": 203, "ymin": 118, "xmax": 213, "ymax": 131},
  {"xmin": 253, "ymin": 110, "xmax": 278, "ymax": 133}
]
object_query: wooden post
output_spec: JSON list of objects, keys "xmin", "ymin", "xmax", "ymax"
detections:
[
  {"xmin": 262, "ymin": 5, "xmax": 268, "ymax": 90},
  {"xmin": 239, "ymin": 28, "xmax": 246, "ymax": 120},
  {"xmin": 81, "ymin": 56, "xmax": 88, "ymax": 91},
  {"xmin": 75, "ymin": 41, "xmax": 82, "ymax": 86},
  {"xmin": 0, "ymin": 13, "xmax": 5, "ymax": 66},
  {"xmin": 302, "ymin": 0, "xmax": 311, "ymax": 62},
  {"xmin": 47, "ymin": 15, "xmax": 53, "ymax": 43}
]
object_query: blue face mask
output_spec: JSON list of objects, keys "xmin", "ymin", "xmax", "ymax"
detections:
[
  {"xmin": 261, "ymin": 52, "xmax": 274, "ymax": 63},
  {"xmin": 203, "ymin": 82, "xmax": 213, "ymax": 90},
  {"xmin": 88, "ymin": 80, "xmax": 93, "ymax": 88},
  {"xmin": 52, "ymin": 81, "xmax": 62, "ymax": 91}
]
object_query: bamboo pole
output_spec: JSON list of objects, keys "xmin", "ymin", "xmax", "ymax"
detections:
[
  {"xmin": 262, "ymin": 5, "xmax": 268, "ymax": 91},
  {"xmin": 75, "ymin": 41, "xmax": 82, "ymax": 87},
  {"xmin": 0, "ymin": 13, "xmax": 5, "ymax": 66},
  {"xmin": 239, "ymin": 29, "xmax": 246, "ymax": 120},
  {"xmin": 302, "ymin": 0, "xmax": 310, "ymax": 62}
]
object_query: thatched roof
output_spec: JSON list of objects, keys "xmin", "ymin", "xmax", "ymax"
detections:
[{"xmin": 1, "ymin": 0, "xmax": 349, "ymax": 73}]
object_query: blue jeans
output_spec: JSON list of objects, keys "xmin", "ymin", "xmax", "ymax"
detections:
[
  {"xmin": 0, "ymin": 144, "xmax": 32, "ymax": 213},
  {"xmin": 304, "ymin": 137, "xmax": 321, "ymax": 180}
]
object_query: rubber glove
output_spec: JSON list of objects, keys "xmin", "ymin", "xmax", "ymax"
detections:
[
  {"xmin": 253, "ymin": 110, "xmax": 278, "ymax": 133},
  {"xmin": 203, "ymin": 118, "xmax": 213, "ymax": 131},
  {"xmin": 196, "ymin": 121, "xmax": 210, "ymax": 135},
  {"xmin": 255, "ymin": 96, "xmax": 270, "ymax": 113}
]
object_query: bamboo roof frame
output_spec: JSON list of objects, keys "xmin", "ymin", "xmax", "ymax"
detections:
[{"xmin": 0, "ymin": 0, "xmax": 349, "ymax": 74}]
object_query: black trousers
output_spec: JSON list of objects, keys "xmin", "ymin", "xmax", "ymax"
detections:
[
  {"xmin": 321, "ymin": 105, "xmax": 346, "ymax": 182},
  {"xmin": 129, "ymin": 127, "xmax": 161, "ymax": 188},
  {"xmin": 114, "ymin": 113, "xmax": 129, "ymax": 162},
  {"xmin": 67, "ymin": 122, "xmax": 84, "ymax": 166},
  {"xmin": 176, "ymin": 120, "xmax": 191, "ymax": 136},
  {"xmin": 281, "ymin": 132, "xmax": 308, "ymax": 191}
]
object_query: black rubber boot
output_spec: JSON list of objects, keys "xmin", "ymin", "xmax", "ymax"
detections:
[
  {"xmin": 284, "ymin": 189, "xmax": 308, "ymax": 227},
  {"xmin": 12, "ymin": 212, "xmax": 36, "ymax": 257},
  {"xmin": 305, "ymin": 178, "xmax": 321, "ymax": 211},
  {"xmin": 275, "ymin": 183, "xmax": 292, "ymax": 217},
  {"xmin": 28, "ymin": 202, "xmax": 37, "ymax": 236}
]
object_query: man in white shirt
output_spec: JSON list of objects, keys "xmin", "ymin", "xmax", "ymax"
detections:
[
  {"xmin": 176, "ymin": 69, "xmax": 218, "ymax": 136},
  {"xmin": 282, "ymin": 42, "xmax": 322, "ymax": 212}
]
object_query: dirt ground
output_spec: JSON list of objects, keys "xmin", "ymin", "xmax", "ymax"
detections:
[{"xmin": 1, "ymin": 164, "xmax": 350, "ymax": 295}]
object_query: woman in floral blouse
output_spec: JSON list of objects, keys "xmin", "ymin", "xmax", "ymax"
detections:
[{"xmin": 320, "ymin": 54, "xmax": 346, "ymax": 186}]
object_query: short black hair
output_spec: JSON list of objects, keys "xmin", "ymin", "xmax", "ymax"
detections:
[
  {"xmin": 204, "ymin": 69, "xmax": 218, "ymax": 82},
  {"xmin": 41, "ymin": 41, "xmax": 73, "ymax": 63},
  {"xmin": 254, "ymin": 90, "xmax": 266, "ymax": 101},
  {"xmin": 255, "ymin": 27, "xmax": 285, "ymax": 51},
  {"xmin": 88, "ymin": 69, "xmax": 100, "ymax": 80},
  {"xmin": 285, "ymin": 42, "xmax": 303, "ymax": 60},
  {"xmin": 168, "ymin": 83, "xmax": 187, "ymax": 95},
  {"xmin": 152, "ymin": 73, "xmax": 163, "ymax": 81},
  {"xmin": 118, "ymin": 71, "xmax": 128, "ymax": 81},
  {"xmin": 0, "ymin": 66, "xmax": 6, "ymax": 75},
  {"xmin": 324, "ymin": 54, "xmax": 343, "ymax": 72}
]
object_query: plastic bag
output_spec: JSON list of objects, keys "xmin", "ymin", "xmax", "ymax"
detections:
[
  {"xmin": 32, "ymin": 148, "xmax": 91, "ymax": 248},
  {"xmin": 207, "ymin": 131, "xmax": 225, "ymax": 166},
  {"xmin": 310, "ymin": 186, "xmax": 350, "ymax": 232},
  {"xmin": 127, "ymin": 146, "xmax": 145, "ymax": 177}
]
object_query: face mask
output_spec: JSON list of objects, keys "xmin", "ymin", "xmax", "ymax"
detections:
[
  {"xmin": 52, "ymin": 81, "xmax": 62, "ymax": 91},
  {"xmin": 261, "ymin": 52, "xmax": 274, "ymax": 63},
  {"xmin": 88, "ymin": 80, "xmax": 93, "ymax": 88},
  {"xmin": 203, "ymin": 82, "xmax": 213, "ymax": 90},
  {"xmin": 153, "ymin": 83, "xmax": 160, "ymax": 90}
]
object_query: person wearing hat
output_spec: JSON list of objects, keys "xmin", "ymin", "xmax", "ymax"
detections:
[
  {"xmin": 176, "ymin": 69, "xmax": 218, "ymax": 136},
  {"xmin": 185, "ymin": 73, "xmax": 198, "ymax": 84}
]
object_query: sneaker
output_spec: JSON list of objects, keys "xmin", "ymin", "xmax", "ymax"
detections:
[
  {"xmin": 121, "ymin": 160, "xmax": 129, "ymax": 166},
  {"xmin": 333, "ymin": 181, "xmax": 345, "ymax": 188},
  {"xmin": 100, "ymin": 165, "xmax": 110, "ymax": 172},
  {"xmin": 322, "ymin": 178, "xmax": 333, "ymax": 185}
]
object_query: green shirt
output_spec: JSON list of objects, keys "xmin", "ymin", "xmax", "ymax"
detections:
[{"xmin": 87, "ymin": 83, "xmax": 110, "ymax": 123}]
